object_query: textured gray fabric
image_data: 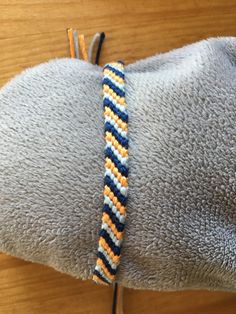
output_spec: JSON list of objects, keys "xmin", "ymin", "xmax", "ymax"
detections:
[{"xmin": 0, "ymin": 37, "xmax": 235, "ymax": 291}]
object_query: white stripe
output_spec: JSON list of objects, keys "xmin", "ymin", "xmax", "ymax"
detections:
[
  {"xmin": 105, "ymin": 169, "xmax": 128, "ymax": 196},
  {"xmin": 103, "ymin": 74, "xmax": 124, "ymax": 91},
  {"xmin": 98, "ymin": 246, "xmax": 117, "ymax": 269},
  {"xmin": 95, "ymin": 265, "xmax": 112, "ymax": 283},
  {"xmin": 107, "ymin": 64, "xmax": 124, "ymax": 74},
  {"xmin": 105, "ymin": 116, "xmax": 128, "ymax": 139},
  {"xmin": 101, "ymin": 223, "xmax": 122, "ymax": 246},
  {"xmin": 103, "ymin": 94, "xmax": 127, "ymax": 113},
  {"xmin": 105, "ymin": 141, "xmax": 128, "ymax": 166},
  {"xmin": 104, "ymin": 196, "xmax": 126, "ymax": 224}
]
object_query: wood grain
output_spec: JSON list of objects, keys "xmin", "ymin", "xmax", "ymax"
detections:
[
  {"xmin": 0, "ymin": 1, "xmax": 236, "ymax": 313},
  {"xmin": 1, "ymin": 0, "xmax": 236, "ymax": 86},
  {"xmin": 1, "ymin": 254, "xmax": 236, "ymax": 314}
]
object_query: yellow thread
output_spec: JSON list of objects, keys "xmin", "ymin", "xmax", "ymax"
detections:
[
  {"xmin": 104, "ymin": 69, "xmax": 125, "ymax": 85},
  {"xmin": 103, "ymin": 85, "xmax": 126, "ymax": 106},
  {"xmin": 104, "ymin": 107, "xmax": 128, "ymax": 131},
  {"xmin": 97, "ymin": 258, "xmax": 115, "ymax": 280},
  {"xmin": 105, "ymin": 157, "xmax": 128, "ymax": 186},
  {"xmin": 112, "ymin": 62, "xmax": 124, "ymax": 69},
  {"xmin": 67, "ymin": 28, "xmax": 75, "ymax": 58},
  {"xmin": 92, "ymin": 274, "xmax": 109, "ymax": 285},
  {"xmin": 104, "ymin": 186, "xmax": 126, "ymax": 215},
  {"xmin": 102, "ymin": 213, "xmax": 123, "ymax": 240},
  {"xmin": 99, "ymin": 237, "xmax": 120, "ymax": 263},
  {"xmin": 105, "ymin": 132, "xmax": 128, "ymax": 157},
  {"xmin": 78, "ymin": 34, "xmax": 88, "ymax": 61}
]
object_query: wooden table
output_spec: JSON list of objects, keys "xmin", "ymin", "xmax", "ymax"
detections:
[{"xmin": 0, "ymin": 1, "xmax": 236, "ymax": 313}]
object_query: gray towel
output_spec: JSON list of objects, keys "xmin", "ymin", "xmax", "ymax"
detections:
[{"xmin": 0, "ymin": 37, "xmax": 235, "ymax": 291}]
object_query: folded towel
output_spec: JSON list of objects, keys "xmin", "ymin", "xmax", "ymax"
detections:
[{"xmin": 0, "ymin": 37, "xmax": 235, "ymax": 291}]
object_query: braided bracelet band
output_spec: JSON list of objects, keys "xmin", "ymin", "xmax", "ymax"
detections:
[{"xmin": 92, "ymin": 61, "xmax": 129, "ymax": 285}]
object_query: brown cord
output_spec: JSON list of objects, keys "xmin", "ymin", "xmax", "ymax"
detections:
[{"xmin": 112, "ymin": 283, "xmax": 124, "ymax": 314}]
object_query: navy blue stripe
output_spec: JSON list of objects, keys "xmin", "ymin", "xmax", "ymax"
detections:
[
  {"xmin": 105, "ymin": 122, "xmax": 128, "ymax": 149},
  {"xmin": 104, "ymin": 175, "xmax": 127, "ymax": 206},
  {"xmin": 105, "ymin": 147, "xmax": 128, "ymax": 177},
  {"xmin": 99, "ymin": 229, "xmax": 121, "ymax": 256},
  {"xmin": 97, "ymin": 251, "xmax": 117, "ymax": 276},
  {"xmin": 104, "ymin": 97, "xmax": 128, "ymax": 122},
  {"xmin": 117, "ymin": 60, "xmax": 124, "ymax": 65},
  {"xmin": 103, "ymin": 204, "xmax": 125, "ymax": 232},
  {"xmin": 93, "ymin": 269, "xmax": 110, "ymax": 284},
  {"xmin": 104, "ymin": 65, "xmax": 125, "ymax": 79},
  {"xmin": 103, "ymin": 78, "xmax": 125, "ymax": 97}
]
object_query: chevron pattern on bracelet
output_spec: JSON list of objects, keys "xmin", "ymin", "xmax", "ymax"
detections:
[{"xmin": 93, "ymin": 61, "xmax": 128, "ymax": 285}]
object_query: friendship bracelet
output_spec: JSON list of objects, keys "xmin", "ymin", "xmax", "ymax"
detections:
[{"xmin": 93, "ymin": 61, "xmax": 129, "ymax": 285}]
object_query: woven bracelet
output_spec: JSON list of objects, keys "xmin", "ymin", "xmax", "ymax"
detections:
[{"xmin": 93, "ymin": 61, "xmax": 128, "ymax": 285}]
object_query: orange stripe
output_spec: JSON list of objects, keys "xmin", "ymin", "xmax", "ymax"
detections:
[
  {"xmin": 103, "ymin": 69, "xmax": 125, "ymax": 85},
  {"xmin": 104, "ymin": 107, "xmax": 128, "ymax": 131},
  {"xmin": 104, "ymin": 185, "xmax": 126, "ymax": 215},
  {"xmin": 92, "ymin": 274, "xmax": 109, "ymax": 286},
  {"xmin": 97, "ymin": 258, "xmax": 115, "ymax": 281},
  {"xmin": 105, "ymin": 158, "xmax": 128, "ymax": 187},
  {"xmin": 99, "ymin": 237, "xmax": 120, "ymax": 264},
  {"xmin": 105, "ymin": 132, "xmax": 128, "ymax": 158},
  {"xmin": 102, "ymin": 212, "xmax": 123, "ymax": 240},
  {"xmin": 67, "ymin": 28, "xmax": 75, "ymax": 58},
  {"xmin": 103, "ymin": 84, "xmax": 126, "ymax": 106},
  {"xmin": 112, "ymin": 62, "xmax": 124, "ymax": 69},
  {"xmin": 78, "ymin": 34, "xmax": 88, "ymax": 61}
]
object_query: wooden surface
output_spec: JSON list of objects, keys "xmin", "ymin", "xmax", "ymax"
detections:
[
  {"xmin": 1, "ymin": 255, "xmax": 236, "ymax": 314},
  {"xmin": 0, "ymin": 0, "xmax": 236, "ymax": 313}
]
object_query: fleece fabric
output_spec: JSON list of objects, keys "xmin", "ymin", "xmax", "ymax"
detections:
[{"xmin": 0, "ymin": 37, "xmax": 235, "ymax": 291}]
